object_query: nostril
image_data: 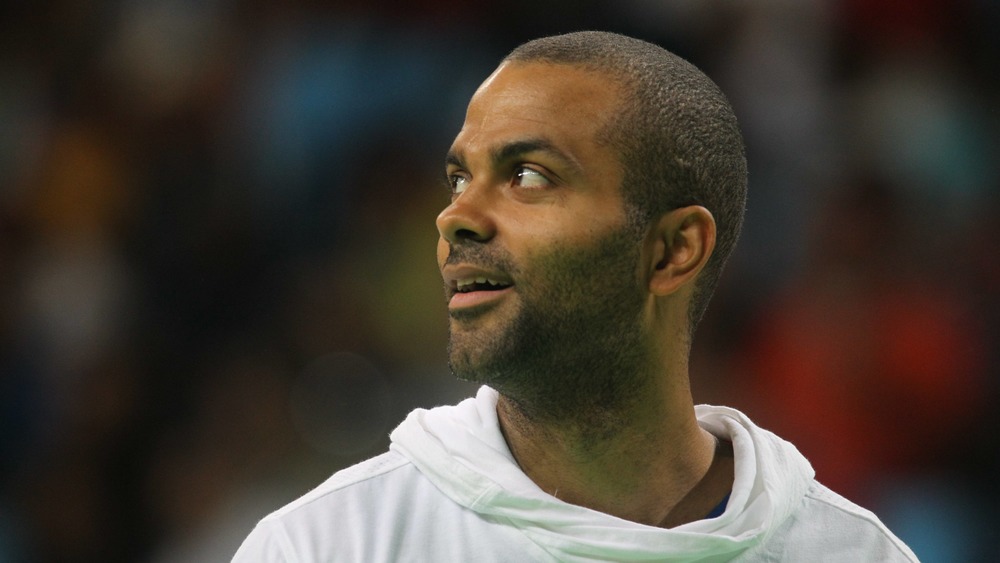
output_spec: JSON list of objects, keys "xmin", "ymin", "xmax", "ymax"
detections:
[
  {"xmin": 455, "ymin": 228, "xmax": 480, "ymax": 240},
  {"xmin": 436, "ymin": 202, "xmax": 495, "ymax": 243}
]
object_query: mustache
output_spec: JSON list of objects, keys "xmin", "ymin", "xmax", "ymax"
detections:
[{"xmin": 444, "ymin": 242, "xmax": 516, "ymax": 273}]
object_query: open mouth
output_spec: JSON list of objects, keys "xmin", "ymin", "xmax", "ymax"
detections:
[{"xmin": 455, "ymin": 277, "xmax": 513, "ymax": 293}]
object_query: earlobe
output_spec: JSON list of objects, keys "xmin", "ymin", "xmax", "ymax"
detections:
[{"xmin": 648, "ymin": 206, "xmax": 716, "ymax": 296}]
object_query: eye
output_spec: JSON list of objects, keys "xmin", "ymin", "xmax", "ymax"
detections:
[
  {"xmin": 448, "ymin": 173, "xmax": 470, "ymax": 195},
  {"xmin": 513, "ymin": 166, "xmax": 551, "ymax": 189}
]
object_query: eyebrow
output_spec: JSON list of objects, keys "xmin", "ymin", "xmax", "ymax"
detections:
[{"xmin": 445, "ymin": 138, "xmax": 583, "ymax": 176}]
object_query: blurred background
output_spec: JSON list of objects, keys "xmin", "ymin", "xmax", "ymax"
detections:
[{"xmin": 0, "ymin": 1, "xmax": 997, "ymax": 561}]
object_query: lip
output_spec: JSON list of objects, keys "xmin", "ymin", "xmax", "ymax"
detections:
[
  {"xmin": 448, "ymin": 285, "xmax": 514, "ymax": 311},
  {"xmin": 441, "ymin": 263, "xmax": 515, "ymax": 312}
]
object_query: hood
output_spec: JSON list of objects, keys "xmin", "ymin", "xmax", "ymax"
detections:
[{"xmin": 389, "ymin": 387, "xmax": 814, "ymax": 562}]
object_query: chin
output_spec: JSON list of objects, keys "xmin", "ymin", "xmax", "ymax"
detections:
[{"xmin": 447, "ymin": 329, "xmax": 515, "ymax": 387}]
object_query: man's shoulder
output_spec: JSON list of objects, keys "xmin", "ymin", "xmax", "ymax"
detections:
[
  {"xmin": 759, "ymin": 481, "xmax": 918, "ymax": 562},
  {"xmin": 232, "ymin": 449, "xmax": 544, "ymax": 562},
  {"xmin": 232, "ymin": 452, "xmax": 428, "ymax": 562},
  {"xmin": 268, "ymin": 451, "xmax": 414, "ymax": 521}
]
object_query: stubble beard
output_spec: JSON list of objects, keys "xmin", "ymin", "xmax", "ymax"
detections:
[{"xmin": 446, "ymin": 226, "xmax": 652, "ymax": 430}]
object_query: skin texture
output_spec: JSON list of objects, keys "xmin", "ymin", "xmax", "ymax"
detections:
[{"xmin": 437, "ymin": 61, "xmax": 733, "ymax": 528}]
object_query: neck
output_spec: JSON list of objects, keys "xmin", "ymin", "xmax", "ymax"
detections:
[{"xmin": 496, "ymin": 373, "xmax": 733, "ymax": 528}]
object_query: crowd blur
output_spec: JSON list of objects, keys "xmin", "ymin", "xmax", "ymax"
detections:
[{"xmin": 0, "ymin": 1, "xmax": 996, "ymax": 561}]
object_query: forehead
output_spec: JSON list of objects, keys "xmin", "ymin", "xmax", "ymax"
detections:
[{"xmin": 452, "ymin": 61, "xmax": 623, "ymax": 161}]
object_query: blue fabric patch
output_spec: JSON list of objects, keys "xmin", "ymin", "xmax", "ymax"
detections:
[{"xmin": 705, "ymin": 492, "xmax": 731, "ymax": 519}]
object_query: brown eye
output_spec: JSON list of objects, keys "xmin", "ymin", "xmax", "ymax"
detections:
[
  {"xmin": 449, "ymin": 174, "xmax": 470, "ymax": 194},
  {"xmin": 513, "ymin": 167, "xmax": 550, "ymax": 189}
]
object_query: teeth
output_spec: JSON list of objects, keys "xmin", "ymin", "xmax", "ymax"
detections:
[{"xmin": 456, "ymin": 277, "xmax": 507, "ymax": 290}]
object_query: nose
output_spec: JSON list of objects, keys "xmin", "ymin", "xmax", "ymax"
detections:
[{"xmin": 436, "ymin": 188, "xmax": 496, "ymax": 245}]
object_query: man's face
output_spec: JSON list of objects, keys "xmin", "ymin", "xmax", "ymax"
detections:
[{"xmin": 436, "ymin": 61, "xmax": 649, "ymax": 405}]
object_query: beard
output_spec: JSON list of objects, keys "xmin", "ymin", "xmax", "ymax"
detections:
[{"xmin": 445, "ymin": 225, "xmax": 651, "ymax": 426}]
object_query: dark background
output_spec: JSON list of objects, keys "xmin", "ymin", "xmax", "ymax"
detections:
[{"xmin": 0, "ymin": 1, "xmax": 996, "ymax": 561}]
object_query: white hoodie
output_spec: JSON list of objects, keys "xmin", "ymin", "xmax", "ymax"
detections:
[{"xmin": 232, "ymin": 387, "xmax": 917, "ymax": 562}]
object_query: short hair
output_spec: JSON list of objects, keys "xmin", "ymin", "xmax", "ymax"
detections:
[{"xmin": 504, "ymin": 31, "xmax": 748, "ymax": 332}]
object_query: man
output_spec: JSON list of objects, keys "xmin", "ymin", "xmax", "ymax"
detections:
[{"xmin": 233, "ymin": 31, "xmax": 917, "ymax": 561}]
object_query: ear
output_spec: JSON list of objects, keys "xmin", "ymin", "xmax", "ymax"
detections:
[{"xmin": 647, "ymin": 206, "xmax": 716, "ymax": 296}]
